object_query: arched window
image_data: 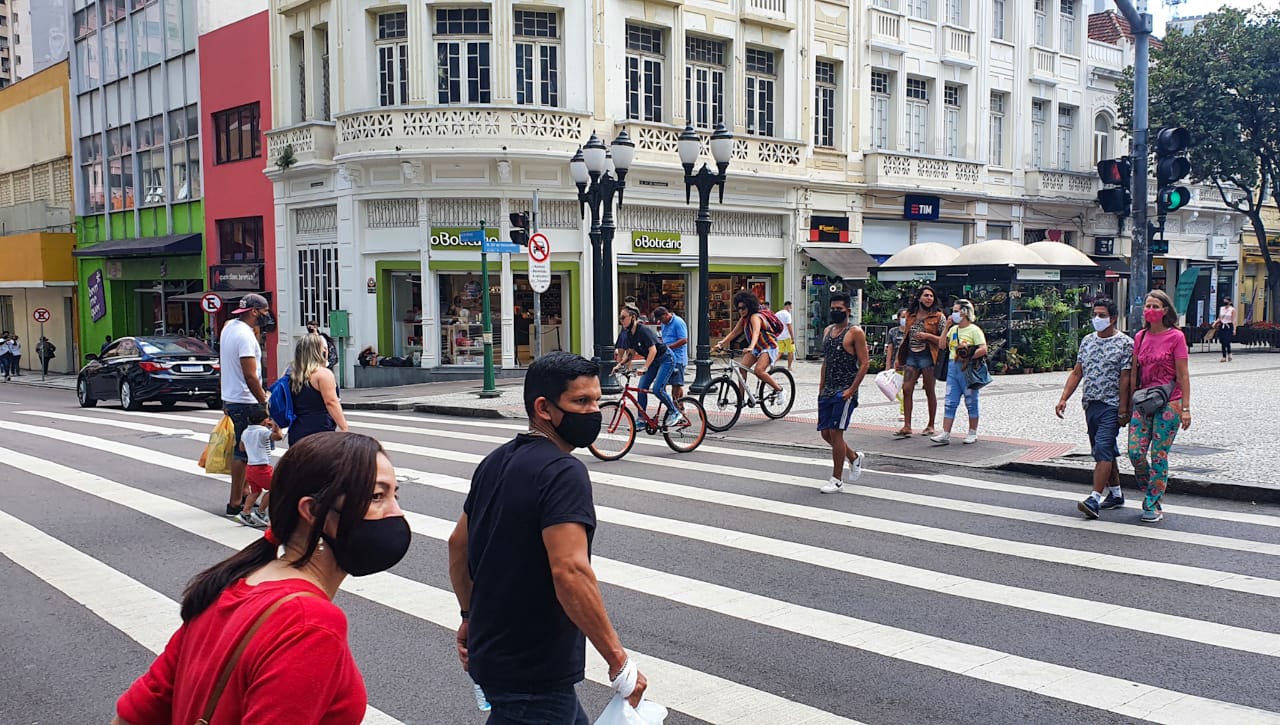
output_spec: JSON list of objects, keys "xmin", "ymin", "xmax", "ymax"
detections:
[{"xmin": 1093, "ymin": 114, "xmax": 1113, "ymax": 165}]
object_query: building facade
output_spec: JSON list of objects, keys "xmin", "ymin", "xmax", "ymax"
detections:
[
  {"xmin": 0, "ymin": 61, "xmax": 78, "ymax": 372},
  {"xmin": 263, "ymin": 0, "xmax": 1243, "ymax": 385},
  {"xmin": 197, "ymin": 0, "xmax": 277, "ymax": 362},
  {"xmin": 69, "ymin": 0, "xmax": 206, "ymax": 364}
]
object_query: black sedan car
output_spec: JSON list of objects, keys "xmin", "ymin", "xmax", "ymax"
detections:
[{"xmin": 77, "ymin": 336, "xmax": 222, "ymax": 410}]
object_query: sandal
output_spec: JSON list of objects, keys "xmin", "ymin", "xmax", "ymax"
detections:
[
  {"xmin": 921, "ymin": 427, "xmax": 936, "ymax": 436},
  {"xmin": 893, "ymin": 428, "xmax": 912, "ymax": 437}
]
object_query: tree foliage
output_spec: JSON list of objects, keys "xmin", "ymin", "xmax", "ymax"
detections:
[{"xmin": 1118, "ymin": 8, "xmax": 1280, "ymax": 317}]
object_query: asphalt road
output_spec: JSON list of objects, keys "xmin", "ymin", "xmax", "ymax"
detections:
[{"xmin": 2, "ymin": 381, "xmax": 1279, "ymax": 725}]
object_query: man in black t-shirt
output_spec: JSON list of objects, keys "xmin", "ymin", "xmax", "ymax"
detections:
[{"xmin": 448, "ymin": 352, "xmax": 648, "ymax": 722}]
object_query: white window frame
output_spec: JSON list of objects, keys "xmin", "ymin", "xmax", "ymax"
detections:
[
  {"xmin": 946, "ymin": 0, "xmax": 964, "ymax": 26},
  {"xmin": 943, "ymin": 84, "xmax": 962, "ymax": 158},
  {"xmin": 1034, "ymin": 0, "xmax": 1048, "ymax": 47},
  {"xmin": 297, "ymin": 244, "xmax": 340, "ymax": 330},
  {"xmin": 814, "ymin": 60, "xmax": 837, "ymax": 149},
  {"xmin": 435, "ymin": 7, "xmax": 493, "ymax": 104},
  {"xmin": 1031, "ymin": 99, "xmax": 1046, "ymax": 168},
  {"xmin": 909, "ymin": 0, "xmax": 931, "ymax": 21},
  {"xmin": 1093, "ymin": 114, "xmax": 1112, "ymax": 165},
  {"xmin": 625, "ymin": 24, "xmax": 664, "ymax": 123},
  {"xmin": 905, "ymin": 77, "xmax": 929, "ymax": 154},
  {"xmin": 685, "ymin": 36, "xmax": 727, "ymax": 130},
  {"xmin": 869, "ymin": 70, "xmax": 891, "ymax": 150},
  {"xmin": 376, "ymin": 11, "xmax": 408, "ymax": 107},
  {"xmin": 514, "ymin": 10, "xmax": 560, "ymax": 107},
  {"xmin": 988, "ymin": 92, "xmax": 1006, "ymax": 166},
  {"xmin": 992, "ymin": 0, "xmax": 1006, "ymax": 40},
  {"xmin": 1060, "ymin": 0, "xmax": 1076, "ymax": 54},
  {"xmin": 745, "ymin": 47, "xmax": 777, "ymax": 137},
  {"xmin": 1058, "ymin": 105, "xmax": 1075, "ymax": 170}
]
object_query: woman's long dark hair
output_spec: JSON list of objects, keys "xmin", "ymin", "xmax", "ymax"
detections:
[
  {"xmin": 180, "ymin": 432, "xmax": 385, "ymax": 622},
  {"xmin": 733, "ymin": 291, "xmax": 760, "ymax": 316},
  {"xmin": 907, "ymin": 285, "xmax": 941, "ymax": 316}
]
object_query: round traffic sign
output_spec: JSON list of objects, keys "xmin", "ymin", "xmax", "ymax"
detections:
[
  {"xmin": 528, "ymin": 233, "xmax": 551, "ymax": 263},
  {"xmin": 32, "ymin": 307, "xmax": 51, "ymax": 323},
  {"xmin": 200, "ymin": 293, "xmax": 224, "ymax": 314}
]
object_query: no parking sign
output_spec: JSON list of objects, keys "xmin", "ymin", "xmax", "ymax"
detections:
[{"xmin": 200, "ymin": 293, "xmax": 223, "ymax": 314}]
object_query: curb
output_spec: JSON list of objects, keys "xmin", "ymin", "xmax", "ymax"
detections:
[
  {"xmin": 412, "ymin": 403, "xmax": 515, "ymax": 419},
  {"xmin": 998, "ymin": 460, "xmax": 1280, "ymax": 504},
  {"xmin": 342, "ymin": 401, "xmax": 417, "ymax": 411}
]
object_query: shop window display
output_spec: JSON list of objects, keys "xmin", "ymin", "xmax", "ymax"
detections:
[
  {"xmin": 513, "ymin": 274, "xmax": 566, "ymax": 363},
  {"xmin": 439, "ymin": 273, "xmax": 502, "ymax": 365},
  {"xmin": 391, "ymin": 272, "xmax": 422, "ymax": 361},
  {"xmin": 617, "ymin": 273, "xmax": 687, "ymax": 321},
  {"xmin": 707, "ymin": 275, "xmax": 771, "ymax": 341}
]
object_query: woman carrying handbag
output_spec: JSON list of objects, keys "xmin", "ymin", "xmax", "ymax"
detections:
[
  {"xmin": 113, "ymin": 432, "xmax": 412, "ymax": 725},
  {"xmin": 1127, "ymin": 290, "xmax": 1192, "ymax": 524}
]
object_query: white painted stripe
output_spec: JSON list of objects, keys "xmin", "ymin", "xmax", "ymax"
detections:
[
  {"xmin": 92, "ymin": 409, "xmax": 1280, "ymax": 531},
  {"xmin": 388, "ymin": 465, "xmax": 1280, "ymax": 658},
  {"xmin": 0, "ymin": 507, "xmax": 402, "ymax": 725},
  {"xmin": 16, "ymin": 415, "xmax": 1280, "ymax": 600},
  {"xmin": 7, "ymin": 447, "xmax": 1277, "ymax": 724},
  {"xmin": 0, "ymin": 447, "xmax": 861, "ymax": 725}
]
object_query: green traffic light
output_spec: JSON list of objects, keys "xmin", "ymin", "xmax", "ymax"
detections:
[{"xmin": 1159, "ymin": 186, "xmax": 1192, "ymax": 213}]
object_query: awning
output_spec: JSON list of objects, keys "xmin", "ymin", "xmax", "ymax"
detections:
[
  {"xmin": 72, "ymin": 233, "xmax": 202, "ymax": 258},
  {"xmin": 803, "ymin": 246, "xmax": 879, "ymax": 280},
  {"xmin": 1090, "ymin": 257, "xmax": 1131, "ymax": 277},
  {"xmin": 165, "ymin": 289, "xmax": 267, "ymax": 303}
]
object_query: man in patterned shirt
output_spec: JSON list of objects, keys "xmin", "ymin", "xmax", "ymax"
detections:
[{"xmin": 1055, "ymin": 298, "xmax": 1133, "ymax": 519}]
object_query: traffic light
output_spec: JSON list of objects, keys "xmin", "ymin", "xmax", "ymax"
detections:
[
  {"xmin": 509, "ymin": 211, "xmax": 530, "ymax": 246},
  {"xmin": 1095, "ymin": 158, "xmax": 1131, "ymax": 215},
  {"xmin": 1148, "ymin": 221, "xmax": 1169, "ymax": 255},
  {"xmin": 1155, "ymin": 127, "xmax": 1192, "ymax": 216}
]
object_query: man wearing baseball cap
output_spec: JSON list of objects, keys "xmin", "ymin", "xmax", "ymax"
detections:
[{"xmin": 219, "ymin": 293, "xmax": 275, "ymax": 516}]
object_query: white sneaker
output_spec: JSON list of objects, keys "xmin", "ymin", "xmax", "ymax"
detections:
[
  {"xmin": 930, "ymin": 432, "xmax": 951, "ymax": 445},
  {"xmin": 820, "ymin": 477, "xmax": 843, "ymax": 494},
  {"xmin": 843, "ymin": 452, "xmax": 865, "ymax": 484},
  {"xmin": 666, "ymin": 412, "xmax": 685, "ymax": 427},
  {"xmin": 963, "ymin": 432, "xmax": 978, "ymax": 444},
  {"xmin": 251, "ymin": 510, "xmax": 271, "ymax": 527}
]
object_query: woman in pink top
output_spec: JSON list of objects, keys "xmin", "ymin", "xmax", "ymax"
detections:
[
  {"xmin": 1127, "ymin": 290, "xmax": 1192, "ymax": 523},
  {"xmin": 1214, "ymin": 297, "xmax": 1235, "ymax": 362}
]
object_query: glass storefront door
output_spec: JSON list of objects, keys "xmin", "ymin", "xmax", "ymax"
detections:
[
  {"xmin": 514, "ymin": 273, "xmax": 568, "ymax": 364},
  {"xmin": 438, "ymin": 272, "xmax": 503, "ymax": 365},
  {"xmin": 617, "ymin": 272, "xmax": 689, "ymax": 322},
  {"xmin": 390, "ymin": 272, "xmax": 424, "ymax": 361}
]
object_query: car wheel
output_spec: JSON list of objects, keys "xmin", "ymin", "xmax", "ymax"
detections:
[
  {"xmin": 206, "ymin": 398, "xmax": 223, "ymax": 410},
  {"xmin": 77, "ymin": 377, "xmax": 98, "ymax": 408},
  {"xmin": 120, "ymin": 381, "xmax": 143, "ymax": 411},
  {"xmin": 158, "ymin": 399, "xmax": 178, "ymax": 409}
]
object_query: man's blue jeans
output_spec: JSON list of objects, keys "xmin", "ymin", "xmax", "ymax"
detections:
[
  {"xmin": 636, "ymin": 353, "xmax": 676, "ymax": 420},
  {"xmin": 484, "ymin": 686, "xmax": 589, "ymax": 725}
]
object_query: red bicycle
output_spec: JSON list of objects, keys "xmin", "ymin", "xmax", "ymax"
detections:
[{"xmin": 589, "ymin": 369, "xmax": 708, "ymax": 461}]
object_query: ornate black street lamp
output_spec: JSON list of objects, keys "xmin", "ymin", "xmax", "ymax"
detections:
[
  {"xmin": 679, "ymin": 122, "xmax": 733, "ymax": 394},
  {"xmin": 570, "ymin": 130, "xmax": 634, "ymax": 393}
]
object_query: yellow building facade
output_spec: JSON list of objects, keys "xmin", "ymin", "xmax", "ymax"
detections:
[
  {"xmin": 1241, "ymin": 204, "xmax": 1278, "ymax": 322},
  {"xmin": 0, "ymin": 60, "xmax": 77, "ymax": 372}
]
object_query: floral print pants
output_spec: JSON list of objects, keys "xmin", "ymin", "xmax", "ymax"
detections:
[{"xmin": 1128, "ymin": 403, "xmax": 1181, "ymax": 511}]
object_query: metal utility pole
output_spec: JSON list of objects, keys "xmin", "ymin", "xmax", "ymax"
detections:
[
  {"xmin": 1114, "ymin": 0, "xmax": 1153, "ymax": 330},
  {"xmin": 532, "ymin": 189, "xmax": 542, "ymax": 360}
]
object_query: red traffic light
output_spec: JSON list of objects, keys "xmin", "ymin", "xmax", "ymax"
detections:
[
  {"xmin": 1097, "ymin": 187, "xmax": 1130, "ymax": 214},
  {"xmin": 1156, "ymin": 156, "xmax": 1191, "ymax": 185},
  {"xmin": 1155, "ymin": 127, "xmax": 1191, "ymax": 155},
  {"xmin": 1096, "ymin": 158, "xmax": 1131, "ymax": 188},
  {"xmin": 509, "ymin": 211, "xmax": 530, "ymax": 229}
]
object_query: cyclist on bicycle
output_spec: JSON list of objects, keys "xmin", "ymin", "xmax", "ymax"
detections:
[
  {"xmin": 614, "ymin": 306, "xmax": 684, "ymax": 427},
  {"xmin": 713, "ymin": 291, "xmax": 783, "ymax": 399}
]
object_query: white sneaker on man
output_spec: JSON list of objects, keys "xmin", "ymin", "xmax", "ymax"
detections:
[
  {"xmin": 843, "ymin": 452, "xmax": 865, "ymax": 484},
  {"xmin": 820, "ymin": 476, "xmax": 843, "ymax": 494}
]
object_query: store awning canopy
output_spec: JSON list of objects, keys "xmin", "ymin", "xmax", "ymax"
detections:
[
  {"xmin": 1090, "ymin": 257, "xmax": 1131, "ymax": 277},
  {"xmin": 804, "ymin": 246, "xmax": 879, "ymax": 280},
  {"xmin": 72, "ymin": 233, "xmax": 203, "ymax": 258}
]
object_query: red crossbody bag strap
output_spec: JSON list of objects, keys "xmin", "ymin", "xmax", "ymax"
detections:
[{"xmin": 195, "ymin": 591, "xmax": 319, "ymax": 725}]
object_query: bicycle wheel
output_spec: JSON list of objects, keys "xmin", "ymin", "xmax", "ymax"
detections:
[
  {"xmin": 664, "ymin": 397, "xmax": 708, "ymax": 453},
  {"xmin": 589, "ymin": 402, "xmax": 636, "ymax": 461},
  {"xmin": 699, "ymin": 376, "xmax": 742, "ymax": 432},
  {"xmin": 760, "ymin": 366, "xmax": 796, "ymax": 419}
]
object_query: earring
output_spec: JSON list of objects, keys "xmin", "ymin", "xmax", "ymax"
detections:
[{"xmin": 317, "ymin": 541, "xmax": 326, "ymax": 552}]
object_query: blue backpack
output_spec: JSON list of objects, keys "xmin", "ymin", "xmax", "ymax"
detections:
[{"xmin": 267, "ymin": 374, "xmax": 295, "ymax": 428}]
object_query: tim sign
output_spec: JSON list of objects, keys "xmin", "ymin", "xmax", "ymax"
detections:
[{"xmin": 903, "ymin": 195, "xmax": 941, "ymax": 221}]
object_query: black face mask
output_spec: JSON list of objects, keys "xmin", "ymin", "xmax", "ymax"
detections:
[
  {"xmin": 322, "ymin": 515, "xmax": 412, "ymax": 576},
  {"xmin": 829, "ymin": 309, "xmax": 848, "ymax": 324},
  {"xmin": 257, "ymin": 312, "xmax": 277, "ymax": 333},
  {"xmin": 549, "ymin": 402, "xmax": 602, "ymax": 449}
]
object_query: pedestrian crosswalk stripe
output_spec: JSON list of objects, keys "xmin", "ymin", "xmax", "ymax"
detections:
[
  {"xmin": 389, "ymin": 465, "xmax": 1280, "ymax": 658},
  {"xmin": 94, "ymin": 408, "xmax": 1280, "ymax": 529},
  {"xmin": 0, "ymin": 447, "xmax": 863, "ymax": 725},
  {"xmin": 6, "ymin": 446, "xmax": 1276, "ymax": 724},
  {"xmin": 15, "ymin": 414, "xmax": 1280, "ymax": 600},
  {"xmin": 0, "ymin": 507, "xmax": 404, "ymax": 725}
]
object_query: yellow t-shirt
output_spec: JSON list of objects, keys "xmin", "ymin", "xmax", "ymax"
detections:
[{"xmin": 948, "ymin": 324, "xmax": 986, "ymax": 356}]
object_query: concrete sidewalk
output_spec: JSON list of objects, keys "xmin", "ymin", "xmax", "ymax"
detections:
[{"xmin": 10, "ymin": 348, "xmax": 1278, "ymax": 502}]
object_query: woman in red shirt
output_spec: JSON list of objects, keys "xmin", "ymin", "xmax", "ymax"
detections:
[{"xmin": 114, "ymin": 432, "xmax": 411, "ymax": 725}]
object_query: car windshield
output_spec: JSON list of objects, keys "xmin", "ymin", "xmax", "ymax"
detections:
[{"xmin": 138, "ymin": 337, "xmax": 215, "ymax": 356}]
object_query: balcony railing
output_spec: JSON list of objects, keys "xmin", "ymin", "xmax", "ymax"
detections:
[
  {"xmin": 868, "ymin": 8, "xmax": 905, "ymax": 48},
  {"xmin": 863, "ymin": 151, "xmax": 983, "ymax": 189},
  {"xmin": 1025, "ymin": 169, "xmax": 1097, "ymax": 199},
  {"xmin": 265, "ymin": 121, "xmax": 336, "ymax": 168},
  {"xmin": 748, "ymin": 0, "xmax": 785, "ymax": 14},
  {"xmin": 943, "ymin": 26, "xmax": 975, "ymax": 63},
  {"xmin": 1031, "ymin": 47, "xmax": 1058, "ymax": 78},
  {"xmin": 619, "ymin": 120, "xmax": 806, "ymax": 172},
  {"xmin": 333, "ymin": 106, "xmax": 588, "ymax": 157},
  {"xmin": 1087, "ymin": 40, "xmax": 1124, "ymax": 70}
]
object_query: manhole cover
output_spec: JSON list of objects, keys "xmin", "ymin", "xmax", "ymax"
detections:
[{"xmin": 1169, "ymin": 444, "xmax": 1228, "ymax": 456}]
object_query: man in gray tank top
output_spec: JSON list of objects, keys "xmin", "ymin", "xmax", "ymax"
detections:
[{"xmin": 817, "ymin": 293, "xmax": 870, "ymax": 494}]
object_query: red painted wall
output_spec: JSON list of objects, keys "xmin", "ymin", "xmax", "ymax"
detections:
[{"xmin": 198, "ymin": 11, "xmax": 278, "ymax": 371}]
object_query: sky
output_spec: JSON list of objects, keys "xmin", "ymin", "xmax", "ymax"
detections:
[{"xmin": 1146, "ymin": 0, "xmax": 1280, "ymax": 34}]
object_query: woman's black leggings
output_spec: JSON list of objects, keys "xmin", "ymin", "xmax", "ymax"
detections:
[{"xmin": 1219, "ymin": 324, "xmax": 1234, "ymax": 358}]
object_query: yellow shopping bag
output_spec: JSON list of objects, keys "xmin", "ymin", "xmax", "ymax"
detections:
[{"xmin": 202, "ymin": 415, "xmax": 235, "ymax": 475}]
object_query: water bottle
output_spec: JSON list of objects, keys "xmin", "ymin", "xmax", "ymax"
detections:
[{"xmin": 472, "ymin": 683, "xmax": 491, "ymax": 712}]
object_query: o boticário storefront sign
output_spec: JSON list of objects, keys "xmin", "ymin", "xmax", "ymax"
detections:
[
  {"xmin": 631, "ymin": 231, "xmax": 683, "ymax": 254},
  {"xmin": 430, "ymin": 227, "xmax": 501, "ymax": 251}
]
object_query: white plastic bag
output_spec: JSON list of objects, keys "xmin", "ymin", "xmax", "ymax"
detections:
[
  {"xmin": 875, "ymin": 369, "xmax": 904, "ymax": 402},
  {"xmin": 594, "ymin": 695, "xmax": 668, "ymax": 725}
]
